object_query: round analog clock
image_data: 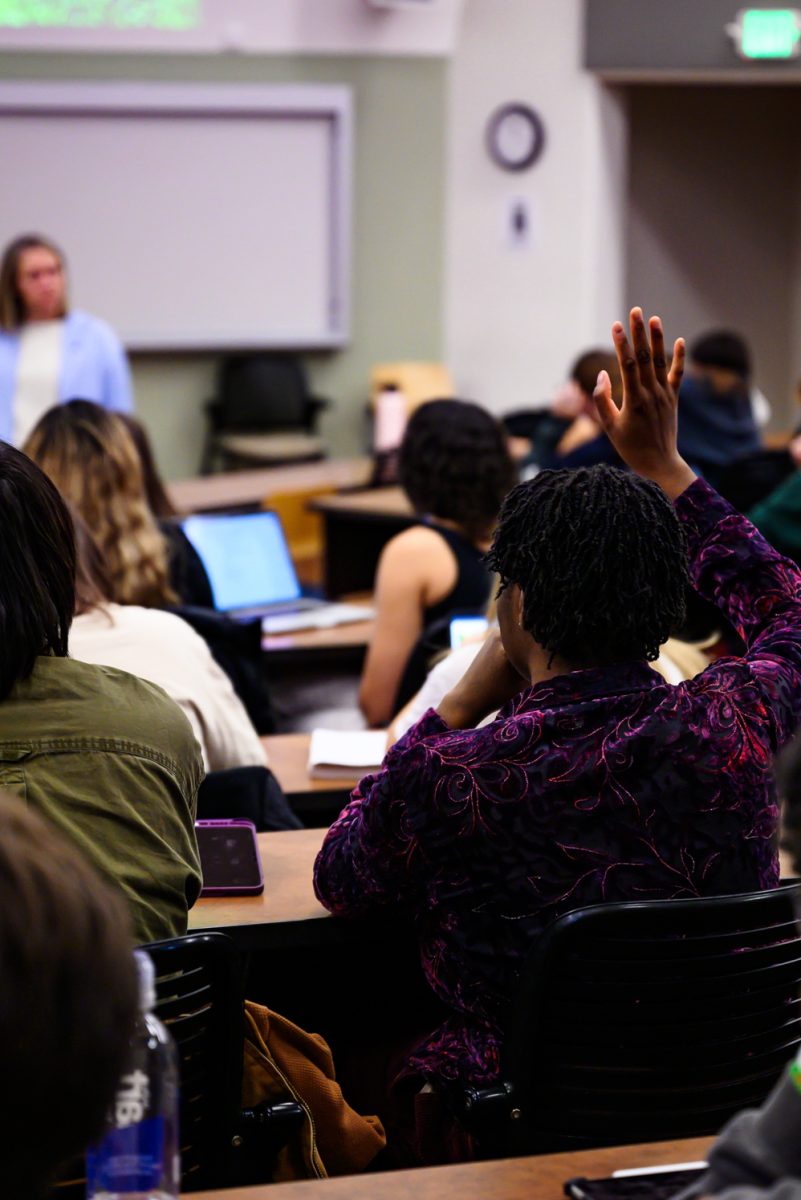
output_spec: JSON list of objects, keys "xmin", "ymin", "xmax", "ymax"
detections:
[{"xmin": 485, "ymin": 103, "xmax": 546, "ymax": 172}]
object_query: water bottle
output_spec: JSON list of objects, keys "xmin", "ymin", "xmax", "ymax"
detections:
[
  {"xmin": 86, "ymin": 950, "xmax": 180, "ymax": 1200},
  {"xmin": 372, "ymin": 382, "xmax": 408, "ymax": 485}
]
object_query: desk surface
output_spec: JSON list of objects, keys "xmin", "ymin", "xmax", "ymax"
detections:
[
  {"xmin": 189, "ymin": 828, "xmax": 328, "ymax": 934},
  {"xmin": 261, "ymin": 733, "xmax": 363, "ymax": 797},
  {"xmin": 310, "ymin": 485, "xmax": 413, "ymax": 518},
  {"xmin": 194, "ymin": 1136, "xmax": 713, "ymax": 1200},
  {"xmin": 168, "ymin": 458, "xmax": 373, "ymax": 515},
  {"xmin": 262, "ymin": 616, "xmax": 374, "ymax": 655}
]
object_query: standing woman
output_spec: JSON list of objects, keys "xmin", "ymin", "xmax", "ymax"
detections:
[{"xmin": 0, "ymin": 233, "xmax": 133, "ymax": 446}]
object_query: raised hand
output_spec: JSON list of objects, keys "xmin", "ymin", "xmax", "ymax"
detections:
[{"xmin": 593, "ymin": 307, "xmax": 696, "ymax": 499}]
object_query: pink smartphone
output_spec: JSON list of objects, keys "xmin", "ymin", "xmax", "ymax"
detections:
[{"xmin": 195, "ymin": 819, "xmax": 264, "ymax": 896}]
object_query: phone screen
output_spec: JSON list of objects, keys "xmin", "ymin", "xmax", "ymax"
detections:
[
  {"xmin": 449, "ymin": 615, "xmax": 489, "ymax": 650},
  {"xmin": 196, "ymin": 822, "xmax": 264, "ymax": 895},
  {"xmin": 564, "ymin": 1167, "xmax": 707, "ymax": 1200}
]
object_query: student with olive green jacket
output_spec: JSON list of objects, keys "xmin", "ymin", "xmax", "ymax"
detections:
[{"xmin": 0, "ymin": 440, "xmax": 202, "ymax": 946}]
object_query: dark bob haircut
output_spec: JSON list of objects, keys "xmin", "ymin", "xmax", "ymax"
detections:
[
  {"xmin": 486, "ymin": 464, "xmax": 689, "ymax": 667},
  {"xmin": 0, "ymin": 440, "xmax": 75, "ymax": 700},
  {"xmin": 398, "ymin": 398, "xmax": 515, "ymax": 542},
  {"xmin": 0, "ymin": 794, "xmax": 138, "ymax": 1197}
]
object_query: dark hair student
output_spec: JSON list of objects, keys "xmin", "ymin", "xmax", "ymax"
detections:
[
  {"xmin": 359, "ymin": 398, "xmax": 515, "ymax": 726},
  {"xmin": 399, "ymin": 397, "xmax": 515, "ymax": 543},
  {"xmin": 0, "ymin": 440, "xmax": 202, "ymax": 947},
  {"xmin": 0, "ymin": 440, "xmax": 75, "ymax": 699},
  {"xmin": 316, "ymin": 309, "xmax": 801, "ymax": 1166},
  {"xmin": 0, "ymin": 794, "xmax": 139, "ymax": 1199},
  {"xmin": 486, "ymin": 464, "xmax": 689, "ymax": 667}
]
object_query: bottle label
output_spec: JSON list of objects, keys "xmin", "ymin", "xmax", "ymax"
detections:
[{"xmin": 87, "ymin": 1115, "xmax": 167, "ymax": 1191}]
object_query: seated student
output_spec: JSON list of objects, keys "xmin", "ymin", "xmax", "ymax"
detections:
[
  {"xmin": 69, "ymin": 514, "xmax": 268, "ymax": 773},
  {"xmin": 0, "ymin": 441, "xmax": 202, "ymax": 943},
  {"xmin": 749, "ymin": 469, "xmax": 801, "ymax": 568},
  {"xmin": 681, "ymin": 1049, "xmax": 801, "ymax": 1200},
  {"xmin": 509, "ymin": 348, "xmax": 622, "ymax": 474},
  {"xmin": 359, "ymin": 398, "xmax": 515, "ymax": 727},
  {"xmin": 24, "ymin": 399, "xmax": 181, "ymax": 607},
  {"xmin": 677, "ymin": 330, "xmax": 764, "ymax": 491},
  {"xmin": 314, "ymin": 309, "xmax": 801, "ymax": 1160},
  {"xmin": 118, "ymin": 411, "xmax": 215, "ymax": 609},
  {"xmin": 389, "ymin": 625, "xmax": 710, "ymax": 742},
  {"xmin": 0, "ymin": 794, "xmax": 139, "ymax": 1200},
  {"xmin": 544, "ymin": 348, "xmax": 624, "ymax": 470},
  {"xmin": 673, "ymin": 744, "xmax": 801, "ymax": 1200}
]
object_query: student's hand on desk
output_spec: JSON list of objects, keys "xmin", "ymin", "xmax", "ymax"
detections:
[
  {"xmin": 437, "ymin": 629, "xmax": 528, "ymax": 729},
  {"xmin": 593, "ymin": 307, "xmax": 697, "ymax": 501}
]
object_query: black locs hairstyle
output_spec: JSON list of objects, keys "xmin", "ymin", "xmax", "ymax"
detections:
[
  {"xmin": 399, "ymin": 398, "xmax": 516, "ymax": 542},
  {"xmin": 486, "ymin": 465, "xmax": 690, "ymax": 667},
  {"xmin": 0, "ymin": 441, "xmax": 76, "ymax": 700}
]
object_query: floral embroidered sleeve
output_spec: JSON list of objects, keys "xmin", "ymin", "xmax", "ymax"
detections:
[
  {"xmin": 313, "ymin": 709, "xmax": 447, "ymax": 916},
  {"xmin": 679, "ymin": 478, "xmax": 801, "ymax": 752}
]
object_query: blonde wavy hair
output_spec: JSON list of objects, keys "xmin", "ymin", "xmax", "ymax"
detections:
[{"xmin": 24, "ymin": 401, "xmax": 177, "ymax": 608}]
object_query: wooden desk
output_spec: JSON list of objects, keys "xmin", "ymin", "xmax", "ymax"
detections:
[
  {"xmin": 168, "ymin": 458, "xmax": 372, "ymax": 515},
  {"xmin": 310, "ymin": 487, "xmax": 415, "ymax": 597},
  {"xmin": 262, "ymin": 615, "xmax": 374, "ymax": 663},
  {"xmin": 188, "ymin": 828, "xmax": 330, "ymax": 950},
  {"xmin": 261, "ymin": 733, "xmax": 360, "ymax": 826},
  {"xmin": 193, "ymin": 1136, "xmax": 713, "ymax": 1200},
  {"xmin": 188, "ymin": 828, "xmax": 433, "ymax": 1042}
]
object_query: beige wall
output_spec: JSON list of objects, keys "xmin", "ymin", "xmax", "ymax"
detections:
[
  {"xmin": 444, "ymin": 0, "xmax": 627, "ymax": 415},
  {"xmin": 626, "ymin": 85, "xmax": 801, "ymax": 427},
  {"xmin": 0, "ymin": 52, "xmax": 447, "ymax": 478}
]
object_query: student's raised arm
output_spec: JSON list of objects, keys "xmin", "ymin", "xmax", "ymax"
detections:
[{"xmin": 596, "ymin": 308, "xmax": 801, "ymax": 752}]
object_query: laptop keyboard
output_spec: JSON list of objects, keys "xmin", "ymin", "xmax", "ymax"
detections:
[{"xmin": 262, "ymin": 603, "xmax": 375, "ymax": 635}]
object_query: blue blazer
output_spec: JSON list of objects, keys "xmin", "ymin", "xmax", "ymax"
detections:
[{"xmin": 0, "ymin": 309, "xmax": 133, "ymax": 443}]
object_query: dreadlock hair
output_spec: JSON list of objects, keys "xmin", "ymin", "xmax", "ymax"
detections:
[
  {"xmin": 399, "ymin": 398, "xmax": 515, "ymax": 543},
  {"xmin": 485, "ymin": 465, "xmax": 689, "ymax": 668}
]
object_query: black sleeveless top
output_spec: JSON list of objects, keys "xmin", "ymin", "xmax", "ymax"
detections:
[{"xmin": 422, "ymin": 523, "xmax": 492, "ymax": 627}]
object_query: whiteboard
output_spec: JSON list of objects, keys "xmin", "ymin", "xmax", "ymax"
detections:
[{"xmin": 0, "ymin": 83, "xmax": 352, "ymax": 350}]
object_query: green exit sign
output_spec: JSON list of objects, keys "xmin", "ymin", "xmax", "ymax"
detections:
[{"xmin": 729, "ymin": 9, "xmax": 801, "ymax": 58}]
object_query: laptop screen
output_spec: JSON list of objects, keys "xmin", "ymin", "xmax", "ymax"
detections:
[{"xmin": 181, "ymin": 511, "xmax": 301, "ymax": 611}]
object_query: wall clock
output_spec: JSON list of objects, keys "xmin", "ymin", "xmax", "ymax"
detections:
[{"xmin": 485, "ymin": 103, "xmax": 546, "ymax": 172}]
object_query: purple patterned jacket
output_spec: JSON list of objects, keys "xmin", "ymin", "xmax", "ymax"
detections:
[{"xmin": 314, "ymin": 480, "xmax": 801, "ymax": 1086}]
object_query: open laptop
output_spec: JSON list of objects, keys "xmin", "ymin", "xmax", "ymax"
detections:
[{"xmin": 180, "ymin": 510, "xmax": 374, "ymax": 633}]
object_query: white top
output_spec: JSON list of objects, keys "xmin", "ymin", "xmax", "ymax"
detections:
[
  {"xmin": 13, "ymin": 319, "xmax": 63, "ymax": 445},
  {"xmin": 69, "ymin": 604, "xmax": 267, "ymax": 774},
  {"xmin": 392, "ymin": 637, "xmax": 707, "ymax": 740}
]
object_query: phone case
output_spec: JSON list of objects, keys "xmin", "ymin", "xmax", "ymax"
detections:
[
  {"xmin": 564, "ymin": 1167, "xmax": 706, "ymax": 1200},
  {"xmin": 195, "ymin": 818, "xmax": 264, "ymax": 896}
]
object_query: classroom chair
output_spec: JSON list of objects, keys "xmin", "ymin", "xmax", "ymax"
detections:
[
  {"xmin": 448, "ymin": 882, "xmax": 801, "ymax": 1158},
  {"xmin": 51, "ymin": 933, "xmax": 303, "ymax": 1196},
  {"xmin": 203, "ymin": 353, "xmax": 330, "ymax": 473}
]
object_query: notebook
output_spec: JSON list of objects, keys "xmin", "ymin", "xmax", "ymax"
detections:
[
  {"xmin": 180, "ymin": 510, "xmax": 375, "ymax": 630},
  {"xmin": 308, "ymin": 729, "xmax": 388, "ymax": 779}
]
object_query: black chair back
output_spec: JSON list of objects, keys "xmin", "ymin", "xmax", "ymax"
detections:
[
  {"xmin": 214, "ymin": 355, "xmax": 313, "ymax": 432},
  {"xmin": 166, "ymin": 604, "xmax": 276, "ymax": 734},
  {"xmin": 51, "ymin": 932, "xmax": 245, "ymax": 1198},
  {"xmin": 144, "ymin": 932, "xmax": 245, "ymax": 1191},
  {"xmin": 501, "ymin": 883, "xmax": 801, "ymax": 1155}
]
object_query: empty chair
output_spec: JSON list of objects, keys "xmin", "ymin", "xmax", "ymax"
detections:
[
  {"xmin": 203, "ymin": 353, "xmax": 329, "ymax": 472},
  {"xmin": 452, "ymin": 884, "xmax": 801, "ymax": 1158}
]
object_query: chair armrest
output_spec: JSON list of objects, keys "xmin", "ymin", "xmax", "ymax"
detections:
[
  {"xmin": 235, "ymin": 1100, "xmax": 306, "ymax": 1181},
  {"xmin": 302, "ymin": 394, "xmax": 331, "ymax": 434},
  {"xmin": 441, "ymin": 1079, "xmax": 516, "ymax": 1139}
]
